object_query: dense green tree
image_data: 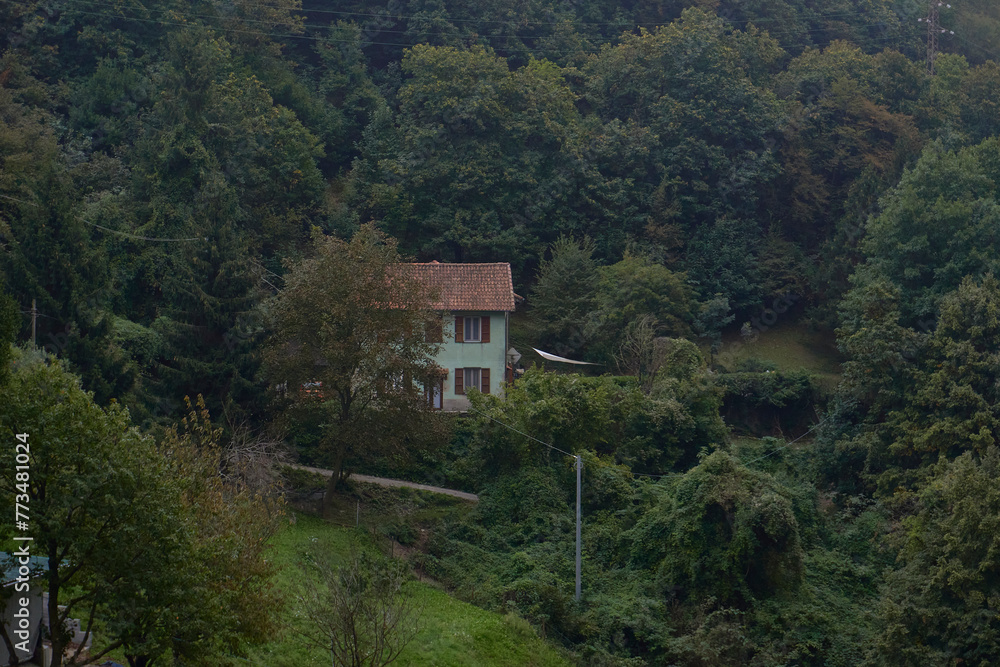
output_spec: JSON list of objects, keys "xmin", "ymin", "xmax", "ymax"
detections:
[
  {"xmin": 770, "ymin": 41, "xmax": 922, "ymax": 251},
  {"xmin": 111, "ymin": 29, "xmax": 325, "ymax": 421},
  {"xmin": 586, "ymin": 253, "xmax": 697, "ymax": 362},
  {"xmin": 312, "ymin": 22, "xmax": 386, "ymax": 169},
  {"xmin": 694, "ymin": 294, "xmax": 734, "ymax": 366},
  {"xmin": 0, "ymin": 82, "xmax": 135, "ymax": 405},
  {"xmin": 837, "ymin": 278, "xmax": 923, "ymax": 416},
  {"xmin": 0, "ymin": 349, "xmax": 185, "ymax": 666},
  {"xmin": 845, "ymin": 275, "xmax": 1000, "ymax": 495},
  {"xmin": 628, "ymin": 450, "xmax": 805, "ymax": 606},
  {"xmin": 871, "ymin": 447, "xmax": 1000, "ymax": 666},
  {"xmin": 757, "ymin": 228, "xmax": 812, "ymax": 300},
  {"xmin": 582, "ymin": 10, "xmax": 791, "ymax": 310},
  {"xmin": 834, "ymin": 135, "xmax": 1000, "ymax": 492},
  {"xmin": 68, "ymin": 56, "xmax": 152, "ymax": 153},
  {"xmin": 717, "ymin": 0, "xmax": 908, "ymax": 54},
  {"xmin": 264, "ymin": 225, "xmax": 446, "ymax": 513},
  {"xmin": 831, "ymin": 276, "xmax": 927, "ymax": 494},
  {"xmin": 908, "ymin": 53, "xmax": 969, "ymax": 138},
  {"xmin": 585, "ymin": 9, "xmax": 783, "ymax": 230},
  {"xmin": 950, "ymin": 0, "xmax": 1000, "ymax": 66},
  {"xmin": 685, "ymin": 218, "xmax": 766, "ymax": 312},
  {"xmin": 958, "ymin": 61, "xmax": 1000, "ymax": 143},
  {"xmin": 526, "ymin": 236, "xmax": 599, "ymax": 358},
  {"xmin": 354, "ymin": 44, "xmax": 647, "ymax": 277},
  {"xmin": 211, "ymin": 0, "xmax": 305, "ymax": 62},
  {"xmin": 856, "ymin": 138, "xmax": 1000, "ymax": 326}
]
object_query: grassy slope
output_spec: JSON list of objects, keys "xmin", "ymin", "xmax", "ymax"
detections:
[
  {"xmin": 716, "ymin": 319, "xmax": 844, "ymax": 389},
  {"xmin": 249, "ymin": 511, "xmax": 571, "ymax": 667}
]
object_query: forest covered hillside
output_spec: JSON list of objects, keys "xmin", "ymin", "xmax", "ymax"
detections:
[
  {"xmin": 0, "ymin": 0, "xmax": 998, "ymax": 418},
  {"xmin": 2, "ymin": 0, "xmax": 1000, "ymax": 664}
]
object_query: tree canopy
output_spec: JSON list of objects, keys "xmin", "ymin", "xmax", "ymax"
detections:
[
  {"xmin": 0, "ymin": 350, "xmax": 282, "ymax": 666},
  {"xmin": 265, "ymin": 224, "xmax": 446, "ymax": 512},
  {"xmin": 3, "ymin": 0, "xmax": 1000, "ymax": 662}
]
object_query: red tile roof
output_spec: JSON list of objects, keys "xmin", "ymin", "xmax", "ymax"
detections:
[{"xmin": 398, "ymin": 262, "xmax": 516, "ymax": 312}]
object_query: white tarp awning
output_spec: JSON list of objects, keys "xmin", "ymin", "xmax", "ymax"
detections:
[{"xmin": 532, "ymin": 348, "xmax": 601, "ymax": 365}]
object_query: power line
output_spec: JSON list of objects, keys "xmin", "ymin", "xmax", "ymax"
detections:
[
  {"xmin": 0, "ymin": 0, "xmax": 418, "ymax": 49},
  {"xmin": 742, "ymin": 415, "xmax": 830, "ymax": 467},
  {"xmin": 293, "ymin": 6, "xmax": 896, "ymax": 37},
  {"xmin": 53, "ymin": 0, "xmax": 895, "ymax": 32},
  {"xmin": 81, "ymin": 220, "xmax": 204, "ymax": 243},
  {"xmin": 630, "ymin": 415, "xmax": 830, "ymax": 478},
  {"xmin": 19, "ymin": 310, "xmax": 59, "ymax": 319},
  {"xmin": 0, "ymin": 193, "xmax": 38, "ymax": 206},
  {"xmin": 0, "ymin": 0, "xmax": 961, "ymax": 62},
  {"xmin": 466, "ymin": 405, "xmax": 576, "ymax": 459},
  {"xmin": 469, "ymin": 402, "xmax": 828, "ymax": 478}
]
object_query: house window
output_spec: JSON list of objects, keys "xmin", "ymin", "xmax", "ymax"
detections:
[
  {"xmin": 424, "ymin": 379, "xmax": 443, "ymax": 409},
  {"xmin": 455, "ymin": 315, "xmax": 490, "ymax": 343},
  {"xmin": 463, "ymin": 368, "xmax": 480, "ymax": 393},
  {"xmin": 463, "ymin": 316, "xmax": 481, "ymax": 342},
  {"xmin": 455, "ymin": 368, "xmax": 491, "ymax": 395}
]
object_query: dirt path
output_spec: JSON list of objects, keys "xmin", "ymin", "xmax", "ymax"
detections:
[{"xmin": 289, "ymin": 464, "xmax": 479, "ymax": 502}]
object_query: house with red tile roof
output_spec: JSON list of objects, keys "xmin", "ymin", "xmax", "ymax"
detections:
[{"xmin": 398, "ymin": 261, "xmax": 517, "ymax": 411}]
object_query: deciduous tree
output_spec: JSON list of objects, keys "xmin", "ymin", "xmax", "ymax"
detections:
[
  {"xmin": 0, "ymin": 349, "xmax": 185, "ymax": 667},
  {"xmin": 627, "ymin": 450, "xmax": 805, "ymax": 606},
  {"xmin": 264, "ymin": 224, "xmax": 446, "ymax": 514},
  {"xmin": 108, "ymin": 397, "xmax": 285, "ymax": 667},
  {"xmin": 295, "ymin": 548, "xmax": 419, "ymax": 667}
]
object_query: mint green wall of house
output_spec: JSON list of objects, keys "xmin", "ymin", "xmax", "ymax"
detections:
[{"xmin": 435, "ymin": 311, "xmax": 508, "ymax": 410}]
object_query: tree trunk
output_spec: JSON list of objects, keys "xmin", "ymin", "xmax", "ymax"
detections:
[
  {"xmin": 321, "ymin": 450, "xmax": 346, "ymax": 519},
  {"xmin": 47, "ymin": 552, "xmax": 65, "ymax": 667}
]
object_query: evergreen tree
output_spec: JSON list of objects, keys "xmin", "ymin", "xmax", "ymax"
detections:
[{"xmin": 527, "ymin": 236, "xmax": 599, "ymax": 358}]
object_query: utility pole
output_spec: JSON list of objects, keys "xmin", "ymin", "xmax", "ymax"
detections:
[
  {"xmin": 575, "ymin": 454, "xmax": 582, "ymax": 602},
  {"xmin": 30, "ymin": 299, "xmax": 36, "ymax": 348},
  {"xmin": 465, "ymin": 406, "xmax": 584, "ymax": 602},
  {"xmin": 919, "ymin": 1, "xmax": 954, "ymax": 75}
]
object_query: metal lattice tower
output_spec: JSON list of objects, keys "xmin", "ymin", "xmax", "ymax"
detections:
[{"xmin": 919, "ymin": 2, "xmax": 955, "ymax": 75}]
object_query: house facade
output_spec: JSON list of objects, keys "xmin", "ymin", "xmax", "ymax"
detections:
[{"xmin": 401, "ymin": 262, "xmax": 516, "ymax": 411}]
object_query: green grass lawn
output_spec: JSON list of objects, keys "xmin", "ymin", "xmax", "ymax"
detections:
[
  {"xmin": 398, "ymin": 587, "xmax": 569, "ymax": 667},
  {"xmin": 248, "ymin": 511, "xmax": 571, "ymax": 667},
  {"xmin": 715, "ymin": 319, "xmax": 844, "ymax": 389}
]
